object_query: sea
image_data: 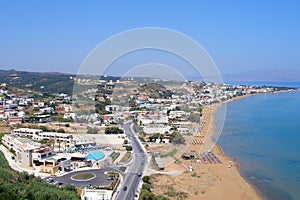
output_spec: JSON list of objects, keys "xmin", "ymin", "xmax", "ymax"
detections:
[{"xmin": 215, "ymin": 81, "xmax": 300, "ymax": 200}]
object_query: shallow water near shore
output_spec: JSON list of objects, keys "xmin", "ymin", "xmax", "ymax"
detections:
[{"xmin": 215, "ymin": 87, "xmax": 300, "ymax": 200}]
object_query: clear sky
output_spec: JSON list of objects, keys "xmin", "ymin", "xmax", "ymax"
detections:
[{"xmin": 1, "ymin": 1, "xmax": 300, "ymax": 77}]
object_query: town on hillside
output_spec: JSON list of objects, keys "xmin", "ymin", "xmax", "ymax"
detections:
[{"xmin": 0, "ymin": 78, "xmax": 295, "ymax": 200}]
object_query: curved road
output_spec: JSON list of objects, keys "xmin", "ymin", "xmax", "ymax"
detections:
[{"xmin": 50, "ymin": 167, "xmax": 120, "ymax": 188}]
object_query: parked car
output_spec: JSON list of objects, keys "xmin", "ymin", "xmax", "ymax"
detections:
[
  {"xmin": 54, "ymin": 181, "xmax": 63, "ymax": 186},
  {"xmin": 46, "ymin": 177, "xmax": 54, "ymax": 183}
]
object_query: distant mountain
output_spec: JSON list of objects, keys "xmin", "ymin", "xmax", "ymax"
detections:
[
  {"xmin": 222, "ymin": 69, "xmax": 300, "ymax": 82},
  {"xmin": 0, "ymin": 69, "xmax": 75, "ymax": 95}
]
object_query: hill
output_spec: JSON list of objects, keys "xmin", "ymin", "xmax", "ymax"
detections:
[{"xmin": 0, "ymin": 69, "xmax": 75, "ymax": 95}]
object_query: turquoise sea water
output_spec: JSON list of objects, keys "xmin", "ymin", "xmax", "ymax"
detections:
[{"xmin": 215, "ymin": 83, "xmax": 300, "ymax": 200}]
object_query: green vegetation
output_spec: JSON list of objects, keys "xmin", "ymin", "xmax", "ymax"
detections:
[
  {"xmin": 109, "ymin": 152, "xmax": 120, "ymax": 162},
  {"xmin": 51, "ymin": 117, "xmax": 74, "ymax": 123},
  {"xmin": 71, "ymin": 173, "xmax": 95, "ymax": 180},
  {"xmin": 139, "ymin": 176, "xmax": 169, "ymax": 200},
  {"xmin": 95, "ymin": 99, "xmax": 111, "ymax": 115},
  {"xmin": 86, "ymin": 172, "xmax": 119, "ymax": 191},
  {"xmin": 87, "ymin": 126, "xmax": 98, "ymax": 134},
  {"xmin": 119, "ymin": 166, "xmax": 126, "ymax": 172},
  {"xmin": 151, "ymin": 155, "xmax": 159, "ymax": 170},
  {"xmin": 39, "ymin": 125, "xmax": 51, "ymax": 132},
  {"xmin": 164, "ymin": 185, "xmax": 187, "ymax": 199},
  {"xmin": 132, "ymin": 121, "xmax": 145, "ymax": 136},
  {"xmin": 137, "ymin": 83, "xmax": 173, "ymax": 99},
  {"xmin": 188, "ymin": 113, "xmax": 201, "ymax": 123},
  {"xmin": 125, "ymin": 146, "xmax": 133, "ymax": 151},
  {"xmin": 0, "ymin": 152, "xmax": 80, "ymax": 199},
  {"xmin": 33, "ymin": 139, "xmax": 52, "ymax": 146},
  {"xmin": 0, "ymin": 69, "xmax": 75, "ymax": 95},
  {"xmin": 169, "ymin": 131, "xmax": 185, "ymax": 144},
  {"xmin": 160, "ymin": 148, "xmax": 177, "ymax": 158},
  {"xmin": 104, "ymin": 126, "xmax": 124, "ymax": 134},
  {"xmin": 142, "ymin": 175, "xmax": 150, "ymax": 183},
  {"xmin": 0, "ymin": 132, "xmax": 10, "ymax": 144},
  {"xmin": 57, "ymin": 128, "xmax": 65, "ymax": 133},
  {"xmin": 148, "ymin": 133, "xmax": 163, "ymax": 142},
  {"xmin": 119, "ymin": 152, "xmax": 131, "ymax": 163},
  {"xmin": 9, "ymin": 148, "xmax": 16, "ymax": 155}
]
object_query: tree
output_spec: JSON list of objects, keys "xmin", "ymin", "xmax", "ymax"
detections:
[
  {"xmin": 142, "ymin": 175, "xmax": 150, "ymax": 183},
  {"xmin": 40, "ymin": 125, "xmax": 50, "ymax": 132},
  {"xmin": 169, "ymin": 131, "xmax": 185, "ymax": 144},
  {"xmin": 57, "ymin": 128, "xmax": 65, "ymax": 133},
  {"xmin": 139, "ymin": 189, "xmax": 156, "ymax": 200},
  {"xmin": 87, "ymin": 127, "xmax": 98, "ymax": 134},
  {"xmin": 64, "ymin": 184, "xmax": 76, "ymax": 191},
  {"xmin": 142, "ymin": 183, "xmax": 151, "ymax": 191},
  {"xmin": 167, "ymin": 109, "xmax": 171, "ymax": 115},
  {"xmin": 123, "ymin": 139, "xmax": 128, "ymax": 145},
  {"xmin": 126, "ymin": 146, "xmax": 132, "ymax": 151},
  {"xmin": 188, "ymin": 113, "xmax": 201, "ymax": 123},
  {"xmin": 0, "ymin": 152, "xmax": 80, "ymax": 200},
  {"xmin": 105, "ymin": 126, "xmax": 124, "ymax": 134},
  {"xmin": 148, "ymin": 133, "xmax": 161, "ymax": 142}
]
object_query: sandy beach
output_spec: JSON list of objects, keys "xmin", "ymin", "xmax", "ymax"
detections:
[{"xmin": 149, "ymin": 95, "xmax": 263, "ymax": 200}]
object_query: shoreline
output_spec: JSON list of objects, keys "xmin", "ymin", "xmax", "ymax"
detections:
[
  {"xmin": 205, "ymin": 90, "xmax": 296, "ymax": 199},
  {"xmin": 150, "ymin": 92, "xmax": 281, "ymax": 199},
  {"xmin": 204, "ymin": 94, "xmax": 264, "ymax": 200}
]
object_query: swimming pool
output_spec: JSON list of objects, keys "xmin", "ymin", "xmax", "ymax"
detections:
[{"xmin": 85, "ymin": 150, "xmax": 105, "ymax": 161}]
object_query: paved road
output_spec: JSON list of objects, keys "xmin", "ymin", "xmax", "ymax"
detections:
[
  {"xmin": 50, "ymin": 167, "xmax": 119, "ymax": 188},
  {"xmin": 116, "ymin": 122, "xmax": 147, "ymax": 200}
]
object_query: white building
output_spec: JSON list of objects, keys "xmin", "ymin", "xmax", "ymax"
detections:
[
  {"xmin": 2, "ymin": 134, "xmax": 41, "ymax": 167},
  {"xmin": 105, "ymin": 105, "xmax": 119, "ymax": 112},
  {"xmin": 12, "ymin": 128, "xmax": 43, "ymax": 140},
  {"xmin": 81, "ymin": 188, "xmax": 113, "ymax": 200},
  {"xmin": 64, "ymin": 112, "xmax": 77, "ymax": 119}
]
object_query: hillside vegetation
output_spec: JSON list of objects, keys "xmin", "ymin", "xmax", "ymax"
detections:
[
  {"xmin": 0, "ymin": 69, "xmax": 75, "ymax": 95},
  {"xmin": 0, "ymin": 152, "xmax": 80, "ymax": 200}
]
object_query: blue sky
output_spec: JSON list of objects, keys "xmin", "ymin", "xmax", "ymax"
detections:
[{"xmin": 1, "ymin": 1, "xmax": 300, "ymax": 77}]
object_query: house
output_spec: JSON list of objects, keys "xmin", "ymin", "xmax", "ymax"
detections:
[
  {"xmin": 64, "ymin": 112, "xmax": 77, "ymax": 120},
  {"xmin": 5, "ymin": 111, "xmax": 23, "ymax": 124},
  {"xmin": 64, "ymin": 105, "xmax": 73, "ymax": 112},
  {"xmin": 33, "ymin": 114, "xmax": 51, "ymax": 123},
  {"xmin": 105, "ymin": 105, "xmax": 119, "ymax": 112},
  {"xmin": 39, "ymin": 107, "xmax": 54, "ymax": 114},
  {"xmin": 155, "ymin": 138, "xmax": 169, "ymax": 144}
]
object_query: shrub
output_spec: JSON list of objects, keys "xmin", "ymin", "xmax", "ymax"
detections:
[
  {"xmin": 87, "ymin": 127, "xmax": 98, "ymax": 134},
  {"xmin": 142, "ymin": 175, "xmax": 150, "ymax": 183},
  {"xmin": 125, "ymin": 146, "xmax": 132, "ymax": 151},
  {"xmin": 57, "ymin": 128, "xmax": 65, "ymax": 133},
  {"xmin": 105, "ymin": 126, "xmax": 124, "ymax": 134}
]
